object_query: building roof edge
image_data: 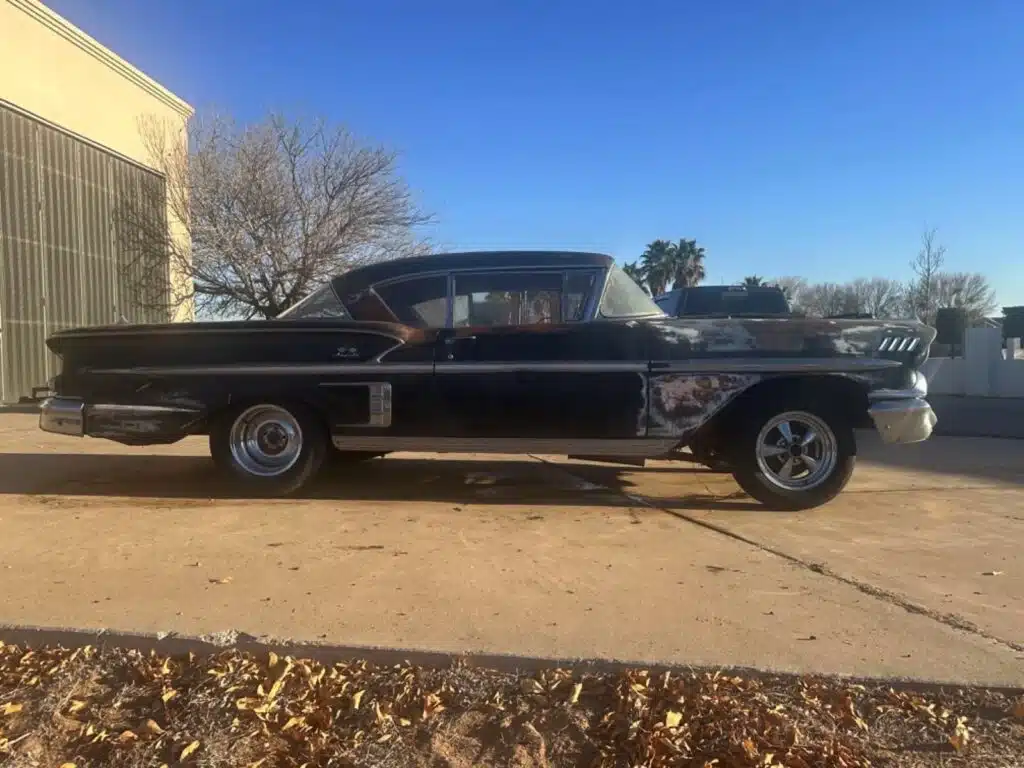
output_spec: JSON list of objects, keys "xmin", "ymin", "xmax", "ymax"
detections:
[{"xmin": 8, "ymin": 0, "xmax": 194, "ymax": 119}]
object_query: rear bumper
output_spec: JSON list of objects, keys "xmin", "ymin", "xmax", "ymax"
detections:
[
  {"xmin": 39, "ymin": 396, "xmax": 202, "ymax": 442},
  {"xmin": 868, "ymin": 397, "xmax": 937, "ymax": 444},
  {"xmin": 39, "ymin": 397, "xmax": 85, "ymax": 436}
]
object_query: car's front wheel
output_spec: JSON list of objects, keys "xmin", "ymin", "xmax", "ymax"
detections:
[
  {"xmin": 730, "ymin": 401, "xmax": 855, "ymax": 511},
  {"xmin": 209, "ymin": 402, "xmax": 327, "ymax": 496}
]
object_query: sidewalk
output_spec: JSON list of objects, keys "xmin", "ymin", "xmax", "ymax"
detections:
[{"xmin": 929, "ymin": 395, "xmax": 1024, "ymax": 440}]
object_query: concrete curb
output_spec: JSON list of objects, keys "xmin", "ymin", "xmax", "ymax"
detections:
[{"xmin": 1, "ymin": 623, "xmax": 1020, "ymax": 696}]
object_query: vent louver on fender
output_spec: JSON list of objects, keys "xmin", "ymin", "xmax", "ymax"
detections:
[{"xmin": 878, "ymin": 336, "xmax": 920, "ymax": 353}]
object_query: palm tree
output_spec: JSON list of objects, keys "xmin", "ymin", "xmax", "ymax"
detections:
[
  {"xmin": 668, "ymin": 238, "xmax": 706, "ymax": 289},
  {"xmin": 742, "ymin": 275, "xmax": 764, "ymax": 287},
  {"xmin": 639, "ymin": 239, "xmax": 675, "ymax": 296}
]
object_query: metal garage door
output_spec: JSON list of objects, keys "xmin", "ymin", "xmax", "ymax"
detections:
[{"xmin": 0, "ymin": 103, "xmax": 170, "ymax": 403}]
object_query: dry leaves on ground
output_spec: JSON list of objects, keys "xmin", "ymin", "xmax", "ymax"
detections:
[{"xmin": 0, "ymin": 640, "xmax": 1021, "ymax": 767}]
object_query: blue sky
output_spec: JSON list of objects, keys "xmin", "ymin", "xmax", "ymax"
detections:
[{"xmin": 50, "ymin": 0, "xmax": 1024, "ymax": 307}]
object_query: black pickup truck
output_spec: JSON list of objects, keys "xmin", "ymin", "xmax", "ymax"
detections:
[{"xmin": 653, "ymin": 284, "xmax": 793, "ymax": 318}]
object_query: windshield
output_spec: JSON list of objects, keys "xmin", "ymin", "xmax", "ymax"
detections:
[
  {"xmin": 598, "ymin": 265, "xmax": 665, "ymax": 318},
  {"xmin": 277, "ymin": 283, "xmax": 351, "ymax": 319}
]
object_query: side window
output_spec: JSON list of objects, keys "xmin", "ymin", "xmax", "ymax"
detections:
[
  {"xmin": 374, "ymin": 276, "xmax": 449, "ymax": 328},
  {"xmin": 278, "ymin": 283, "xmax": 351, "ymax": 319},
  {"xmin": 453, "ymin": 272, "xmax": 563, "ymax": 327},
  {"xmin": 564, "ymin": 270, "xmax": 600, "ymax": 321}
]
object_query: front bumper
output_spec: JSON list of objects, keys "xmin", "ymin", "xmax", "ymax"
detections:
[
  {"xmin": 868, "ymin": 397, "xmax": 937, "ymax": 444},
  {"xmin": 866, "ymin": 370, "xmax": 936, "ymax": 444}
]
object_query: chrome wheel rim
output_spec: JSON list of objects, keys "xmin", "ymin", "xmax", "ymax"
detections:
[
  {"xmin": 228, "ymin": 405, "xmax": 303, "ymax": 477},
  {"xmin": 755, "ymin": 411, "xmax": 838, "ymax": 491}
]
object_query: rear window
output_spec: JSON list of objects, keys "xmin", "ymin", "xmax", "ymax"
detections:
[
  {"xmin": 654, "ymin": 290, "xmax": 680, "ymax": 314},
  {"xmin": 681, "ymin": 287, "xmax": 789, "ymax": 316}
]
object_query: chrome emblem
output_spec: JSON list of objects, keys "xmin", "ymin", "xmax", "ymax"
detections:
[{"xmin": 333, "ymin": 346, "xmax": 360, "ymax": 359}]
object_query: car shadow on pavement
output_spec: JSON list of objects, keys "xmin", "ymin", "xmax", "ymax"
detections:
[
  {"xmin": 0, "ymin": 451, "xmax": 756, "ymax": 510},
  {"xmin": 854, "ymin": 431, "xmax": 1024, "ymax": 487}
]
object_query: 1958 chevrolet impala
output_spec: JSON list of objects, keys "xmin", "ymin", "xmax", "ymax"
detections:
[{"xmin": 39, "ymin": 251, "xmax": 937, "ymax": 510}]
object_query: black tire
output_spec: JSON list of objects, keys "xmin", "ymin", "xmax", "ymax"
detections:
[
  {"xmin": 730, "ymin": 397, "xmax": 856, "ymax": 511},
  {"xmin": 209, "ymin": 401, "xmax": 328, "ymax": 496}
]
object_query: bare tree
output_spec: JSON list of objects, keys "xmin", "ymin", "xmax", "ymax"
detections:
[
  {"xmin": 907, "ymin": 228, "xmax": 946, "ymax": 322},
  {"xmin": 118, "ymin": 112, "xmax": 434, "ymax": 319},
  {"xmin": 845, "ymin": 277, "xmax": 906, "ymax": 319},
  {"xmin": 932, "ymin": 272, "xmax": 997, "ymax": 324},
  {"xmin": 786, "ymin": 284, "xmax": 843, "ymax": 317},
  {"xmin": 799, "ymin": 282, "xmax": 854, "ymax": 317},
  {"xmin": 768, "ymin": 276, "xmax": 809, "ymax": 310}
]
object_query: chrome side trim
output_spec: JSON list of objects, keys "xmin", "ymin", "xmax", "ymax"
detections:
[
  {"xmin": 91, "ymin": 357, "xmax": 900, "ymax": 377},
  {"xmin": 434, "ymin": 361, "xmax": 648, "ymax": 374},
  {"xmin": 868, "ymin": 397, "xmax": 936, "ymax": 444},
  {"xmin": 651, "ymin": 358, "xmax": 902, "ymax": 374},
  {"xmin": 371, "ymin": 341, "xmax": 407, "ymax": 363},
  {"xmin": 57, "ymin": 326, "xmax": 406, "ymax": 342},
  {"xmin": 330, "ymin": 436, "xmax": 680, "ymax": 457},
  {"xmin": 39, "ymin": 397, "xmax": 85, "ymax": 436},
  {"xmin": 92, "ymin": 363, "xmax": 436, "ymax": 376},
  {"xmin": 319, "ymin": 382, "xmax": 393, "ymax": 427},
  {"xmin": 89, "ymin": 403, "xmax": 202, "ymax": 414}
]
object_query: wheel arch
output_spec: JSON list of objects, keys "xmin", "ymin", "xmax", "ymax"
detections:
[
  {"xmin": 197, "ymin": 389, "xmax": 334, "ymax": 436},
  {"xmin": 692, "ymin": 373, "xmax": 871, "ymax": 453}
]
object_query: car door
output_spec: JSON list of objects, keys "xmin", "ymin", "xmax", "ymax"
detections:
[{"xmin": 433, "ymin": 269, "xmax": 648, "ymax": 439}]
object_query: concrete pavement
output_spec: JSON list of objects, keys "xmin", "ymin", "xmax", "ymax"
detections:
[{"xmin": 0, "ymin": 414, "xmax": 1022, "ymax": 686}]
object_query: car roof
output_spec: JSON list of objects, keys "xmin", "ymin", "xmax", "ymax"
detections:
[{"xmin": 331, "ymin": 250, "xmax": 615, "ymax": 294}]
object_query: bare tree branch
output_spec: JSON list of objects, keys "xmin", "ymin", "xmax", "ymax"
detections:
[
  {"xmin": 845, "ymin": 277, "xmax": 905, "ymax": 319},
  {"xmin": 932, "ymin": 272, "xmax": 998, "ymax": 324},
  {"xmin": 116, "ymin": 112, "xmax": 435, "ymax": 319},
  {"xmin": 907, "ymin": 227, "xmax": 946, "ymax": 321}
]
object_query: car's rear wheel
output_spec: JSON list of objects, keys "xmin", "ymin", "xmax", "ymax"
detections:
[
  {"xmin": 730, "ymin": 400, "xmax": 855, "ymax": 511},
  {"xmin": 209, "ymin": 402, "xmax": 327, "ymax": 496}
]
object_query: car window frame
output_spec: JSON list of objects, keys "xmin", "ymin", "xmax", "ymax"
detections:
[{"xmin": 370, "ymin": 266, "xmax": 605, "ymax": 329}]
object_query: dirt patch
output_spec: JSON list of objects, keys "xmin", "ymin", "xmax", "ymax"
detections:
[{"xmin": 1, "ymin": 642, "xmax": 1022, "ymax": 767}]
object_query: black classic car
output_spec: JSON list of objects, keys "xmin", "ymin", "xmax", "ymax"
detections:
[{"xmin": 39, "ymin": 251, "xmax": 937, "ymax": 510}]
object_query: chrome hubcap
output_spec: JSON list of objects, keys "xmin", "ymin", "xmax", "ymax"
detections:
[
  {"xmin": 755, "ymin": 411, "xmax": 838, "ymax": 491},
  {"xmin": 228, "ymin": 405, "xmax": 303, "ymax": 477}
]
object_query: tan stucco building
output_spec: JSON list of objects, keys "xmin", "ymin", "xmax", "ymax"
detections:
[{"xmin": 0, "ymin": 0, "xmax": 193, "ymax": 402}]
